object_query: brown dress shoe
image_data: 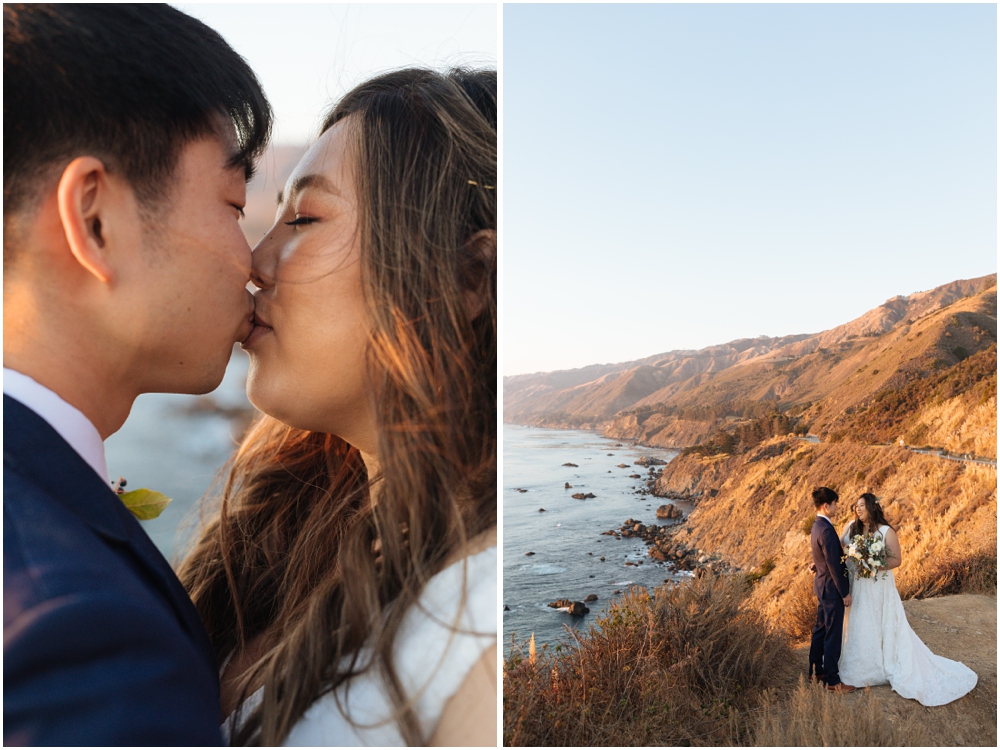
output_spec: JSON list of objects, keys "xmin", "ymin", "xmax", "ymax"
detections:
[{"xmin": 826, "ymin": 682, "xmax": 856, "ymax": 694}]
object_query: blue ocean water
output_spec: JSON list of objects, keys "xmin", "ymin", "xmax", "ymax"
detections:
[
  {"xmin": 105, "ymin": 348, "xmax": 252, "ymax": 562},
  {"xmin": 502, "ymin": 424, "xmax": 690, "ymax": 655}
]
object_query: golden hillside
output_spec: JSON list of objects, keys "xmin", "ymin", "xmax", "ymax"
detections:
[{"xmin": 504, "ymin": 274, "xmax": 997, "ymax": 445}]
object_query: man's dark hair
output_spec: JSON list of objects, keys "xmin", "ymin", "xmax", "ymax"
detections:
[
  {"xmin": 812, "ymin": 486, "xmax": 839, "ymax": 509},
  {"xmin": 3, "ymin": 4, "xmax": 272, "ymax": 247}
]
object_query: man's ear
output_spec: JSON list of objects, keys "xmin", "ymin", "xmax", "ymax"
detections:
[
  {"xmin": 56, "ymin": 156, "xmax": 118, "ymax": 284},
  {"xmin": 461, "ymin": 229, "xmax": 496, "ymax": 320}
]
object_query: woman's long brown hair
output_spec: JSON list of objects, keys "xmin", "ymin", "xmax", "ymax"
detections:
[
  {"xmin": 177, "ymin": 68, "xmax": 496, "ymax": 746},
  {"xmin": 846, "ymin": 492, "xmax": 894, "ymax": 540}
]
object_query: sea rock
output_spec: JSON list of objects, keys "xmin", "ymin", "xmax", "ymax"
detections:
[
  {"xmin": 525, "ymin": 551, "xmax": 535, "ymax": 556},
  {"xmin": 562, "ymin": 463, "xmax": 578, "ymax": 467},
  {"xmin": 617, "ymin": 463, "xmax": 630, "ymax": 468},
  {"xmin": 503, "ymin": 604, "xmax": 510, "ymax": 611},
  {"xmin": 584, "ymin": 593, "xmax": 598, "ymax": 602},
  {"xmin": 629, "ymin": 474, "xmax": 642, "ymax": 479},
  {"xmin": 599, "ymin": 556, "xmax": 605, "ymax": 561},
  {"xmin": 656, "ymin": 503, "xmax": 683, "ymax": 520},
  {"xmin": 548, "ymin": 599, "xmax": 589, "ymax": 616},
  {"xmin": 634, "ymin": 456, "xmax": 667, "ymax": 467},
  {"xmin": 572, "ymin": 492, "xmax": 596, "ymax": 499},
  {"xmin": 538, "ymin": 508, "xmax": 546, "ymax": 512},
  {"xmin": 564, "ymin": 482, "xmax": 573, "ymax": 489},
  {"xmin": 516, "ymin": 488, "xmax": 528, "ymax": 493}
]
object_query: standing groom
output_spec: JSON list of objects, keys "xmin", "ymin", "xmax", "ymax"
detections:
[
  {"xmin": 808, "ymin": 487, "xmax": 856, "ymax": 693},
  {"xmin": 4, "ymin": 5, "xmax": 271, "ymax": 744}
]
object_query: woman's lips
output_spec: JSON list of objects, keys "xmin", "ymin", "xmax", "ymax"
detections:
[{"xmin": 241, "ymin": 313, "xmax": 273, "ymax": 349}]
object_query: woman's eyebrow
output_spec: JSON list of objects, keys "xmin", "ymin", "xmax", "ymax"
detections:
[{"xmin": 276, "ymin": 174, "xmax": 339, "ymax": 206}]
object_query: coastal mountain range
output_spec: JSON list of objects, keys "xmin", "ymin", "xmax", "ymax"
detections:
[{"xmin": 504, "ymin": 273, "xmax": 997, "ymax": 451}]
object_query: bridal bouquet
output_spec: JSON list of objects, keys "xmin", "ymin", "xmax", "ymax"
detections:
[{"xmin": 842, "ymin": 533, "xmax": 894, "ymax": 580}]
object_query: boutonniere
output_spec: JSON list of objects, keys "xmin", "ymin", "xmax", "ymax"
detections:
[{"xmin": 112, "ymin": 477, "xmax": 172, "ymax": 520}]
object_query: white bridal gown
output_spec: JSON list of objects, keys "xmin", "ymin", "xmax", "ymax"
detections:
[
  {"xmin": 838, "ymin": 525, "xmax": 977, "ymax": 706},
  {"xmin": 223, "ymin": 546, "xmax": 497, "ymax": 745}
]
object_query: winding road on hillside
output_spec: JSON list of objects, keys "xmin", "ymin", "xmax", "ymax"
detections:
[{"xmin": 796, "ymin": 435, "xmax": 996, "ymax": 467}]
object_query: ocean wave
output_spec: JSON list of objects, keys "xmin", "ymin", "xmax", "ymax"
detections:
[{"xmin": 528, "ymin": 563, "xmax": 568, "ymax": 575}]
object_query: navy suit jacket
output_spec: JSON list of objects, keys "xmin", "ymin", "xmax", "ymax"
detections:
[
  {"xmin": 3, "ymin": 395, "xmax": 223, "ymax": 746},
  {"xmin": 810, "ymin": 515, "xmax": 850, "ymax": 600}
]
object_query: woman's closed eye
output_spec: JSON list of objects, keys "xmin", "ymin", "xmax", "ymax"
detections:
[{"xmin": 285, "ymin": 216, "xmax": 317, "ymax": 227}]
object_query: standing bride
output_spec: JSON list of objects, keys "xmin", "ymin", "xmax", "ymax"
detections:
[
  {"xmin": 178, "ymin": 67, "xmax": 497, "ymax": 745},
  {"xmin": 838, "ymin": 493, "xmax": 978, "ymax": 705}
]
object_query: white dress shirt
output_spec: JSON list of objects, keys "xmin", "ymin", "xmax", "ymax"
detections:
[{"xmin": 3, "ymin": 367, "xmax": 110, "ymax": 485}]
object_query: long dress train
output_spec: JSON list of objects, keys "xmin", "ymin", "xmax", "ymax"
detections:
[{"xmin": 838, "ymin": 524, "xmax": 977, "ymax": 706}]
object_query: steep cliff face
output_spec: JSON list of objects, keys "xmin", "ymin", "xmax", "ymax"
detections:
[{"xmin": 602, "ymin": 412, "xmax": 716, "ymax": 448}]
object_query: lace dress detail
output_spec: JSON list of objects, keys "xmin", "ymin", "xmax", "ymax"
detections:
[
  {"xmin": 838, "ymin": 525, "xmax": 977, "ymax": 706},
  {"xmin": 222, "ymin": 546, "xmax": 497, "ymax": 745}
]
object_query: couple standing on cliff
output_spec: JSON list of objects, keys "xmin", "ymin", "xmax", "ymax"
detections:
[{"xmin": 808, "ymin": 487, "xmax": 977, "ymax": 705}]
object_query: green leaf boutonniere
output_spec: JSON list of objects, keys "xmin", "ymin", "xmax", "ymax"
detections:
[{"xmin": 113, "ymin": 477, "xmax": 172, "ymax": 520}]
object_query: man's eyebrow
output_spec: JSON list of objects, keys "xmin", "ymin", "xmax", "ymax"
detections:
[{"xmin": 276, "ymin": 174, "xmax": 338, "ymax": 206}]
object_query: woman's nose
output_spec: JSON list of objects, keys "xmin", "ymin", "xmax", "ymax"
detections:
[{"xmin": 250, "ymin": 229, "xmax": 279, "ymax": 288}]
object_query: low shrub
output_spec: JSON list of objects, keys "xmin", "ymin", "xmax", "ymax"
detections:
[
  {"xmin": 783, "ymin": 577, "xmax": 820, "ymax": 642},
  {"xmin": 503, "ymin": 574, "xmax": 791, "ymax": 746},
  {"xmin": 745, "ymin": 557, "xmax": 777, "ymax": 586},
  {"xmin": 897, "ymin": 548, "xmax": 998, "ymax": 600}
]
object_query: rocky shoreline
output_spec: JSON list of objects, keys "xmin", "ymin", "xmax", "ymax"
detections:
[
  {"xmin": 526, "ymin": 447, "xmax": 737, "ymax": 620},
  {"xmin": 601, "ymin": 517, "xmax": 738, "ymax": 575}
]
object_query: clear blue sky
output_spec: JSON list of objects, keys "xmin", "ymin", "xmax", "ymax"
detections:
[
  {"xmin": 175, "ymin": 3, "xmax": 497, "ymax": 145},
  {"xmin": 503, "ymin": 4, "xmax": 997, "ymax": 376}
]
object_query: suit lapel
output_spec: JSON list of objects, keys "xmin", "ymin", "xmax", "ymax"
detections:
[{"xmin": 3, "ymin": 395, "xmax": 218, "ymax": 672}]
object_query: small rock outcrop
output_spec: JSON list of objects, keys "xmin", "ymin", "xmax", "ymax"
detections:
[
  {"xmin": 634, "ymin": 456, "xmax": 667, "ymax": 466},
  {"xmin": 547, "ymin": 599, "xmax": 590, "ymax": 616},
  {"xmin": 656, "ymin": 503, "xmax": 683, "ymax": 520},
  {"xmin": 584, "ymin": 594, "xmax": 598, "ymax": 602},
  {"xmin": 525, "ymin": 551, "xmax": 535, "ymax": 556},
  {"xmin": 572, "ymin": 492, "xmax": 596, "ymax": 499},
  {"xmin": 564, "ymin": 482, "xmax": 573, "ymax": 489},
  {"xmin": 562, "ymin": 463, "xmax": 578, "ymax": 467}
]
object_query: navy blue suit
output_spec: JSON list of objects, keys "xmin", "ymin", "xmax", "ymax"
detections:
[
  {"xmin": 3, "ymin": 395, "xmax": 223, "ymax": 745},
  {"xmin": 808, "ymin": 514, "xmax": 851, "ymax": 687}
]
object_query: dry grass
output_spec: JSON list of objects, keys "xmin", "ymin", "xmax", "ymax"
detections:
[
  {"xmin": 754, "ymin": 676, "xmax": 931, "ymax": 746},
  {"xmin": 503, "ymin": 574, "xmax": 790, "ymax": 746},
  {"xmin": 782, "ymin": 575, "xmax": 822, "ymax": 642},
  {"xmin": 898, "ymin": 547, "xmax": 998, "ymax": 600}
]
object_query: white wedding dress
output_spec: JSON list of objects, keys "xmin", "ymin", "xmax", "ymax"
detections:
[
  {"xmin": 838, "ymin": 525, "xmax": 977, "ymax": 706},
  {"xmin": 222, "ymin": 546, "xmax": 497, "ymax": 745}
]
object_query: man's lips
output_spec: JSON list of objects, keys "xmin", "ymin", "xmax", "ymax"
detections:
[{"xmin": 242, "ymin": 311, "xmax": 274, "ymax": 349}]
